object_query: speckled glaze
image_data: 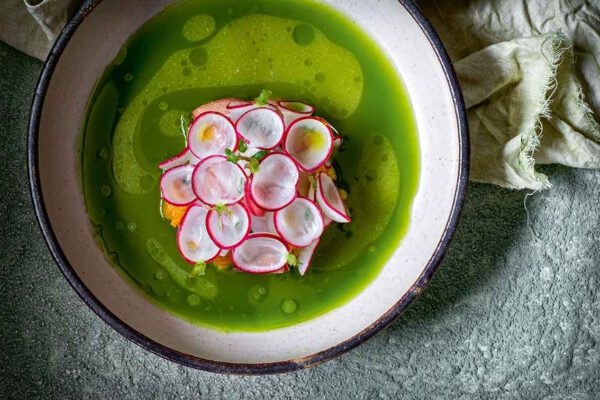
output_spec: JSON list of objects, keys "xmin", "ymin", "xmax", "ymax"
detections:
[{"xmin": 28, "ymin": 0, "xmax": 468, "ymax": 374}]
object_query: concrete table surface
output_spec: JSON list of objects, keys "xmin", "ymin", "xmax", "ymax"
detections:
[{"xmin": 1, "ymin": 41, "xmax": 599, "ymax": 399}]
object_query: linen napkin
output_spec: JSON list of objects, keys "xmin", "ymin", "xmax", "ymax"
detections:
[
  {"xmin": 0, "ymin": 0, "xmax": 80, "ymax": 60},
  {"xmin": 1, "ymin": 0, "xmax": 599, "ymax": 190},
  {"xmin": 416, "ymin": 0, "xmax": 600, "ymax": 189}
]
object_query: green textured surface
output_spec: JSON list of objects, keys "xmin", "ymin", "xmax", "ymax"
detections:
[{"xmin": 1, "ymin": 41, "xmax": 600, "ymax": 399}]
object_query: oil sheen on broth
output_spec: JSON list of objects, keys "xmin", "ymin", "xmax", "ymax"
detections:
[{"xmin": 81, "ymin": 0, "xmax": 419, "ymax": 331}]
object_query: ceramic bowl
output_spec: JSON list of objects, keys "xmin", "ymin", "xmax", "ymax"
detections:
[{"xmin": 28, "ymin": 0, "xmax": 468, "ymax": 374}]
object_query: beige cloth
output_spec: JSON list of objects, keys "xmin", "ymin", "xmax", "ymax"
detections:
[
  {"xmin": 0, "ymin": 0, "xmax": 81, "ymax": 60},
  {"xmin": 416, "ymin": 0, "xmax": 600, "ymax": 189}
]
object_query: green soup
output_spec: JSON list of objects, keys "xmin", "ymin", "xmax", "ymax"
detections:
[{"xmin": 81, "ymin": 0, "xmax": 419, "ymax": 331}]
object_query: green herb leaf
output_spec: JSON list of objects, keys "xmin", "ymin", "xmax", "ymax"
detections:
[
  {"xmin": 238, "ymin": 139, "xmax": 248, "ymax": 153},
  {"xmin": 255, "ymin": 89, "xmax": 272, "ymax": 106},
  {"xmin": 225, "ymin": 148, "xmax": 240, "ymax": 163},
  {"xmin": 251, "ymin": 150, "xmax": 269, "ymax": 161},
  {"xmin": 191, "ymin": 262, "xmax": 206, "ymax": 277},
  {"xmin": 286, "ymin": 253, "xmax": 299, "ymax": 267},
  {"xmin": 248, "ymin": 158, "xmax": 260, "ymax": 174},
  {"xmin": 308, "ymin": 175, "xmax": 317, "ymax": 190},
  {"xmin": 213, "ymin": 203, "xmax": 232, "ymax": 217}
]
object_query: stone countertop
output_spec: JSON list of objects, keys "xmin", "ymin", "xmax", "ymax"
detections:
[{"xmin": 1, "ymin": 42, "xmax": 599, "ymax": 399}]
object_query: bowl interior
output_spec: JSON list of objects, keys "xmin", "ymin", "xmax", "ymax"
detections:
[{"xmin": 33, "ymin": 0, "xmax": 465, "ymax": 371}]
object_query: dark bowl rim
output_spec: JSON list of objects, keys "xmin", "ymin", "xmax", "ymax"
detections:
[{"xmin": 27, "ymin": 0, "xmax": 470, "ymax": 375}]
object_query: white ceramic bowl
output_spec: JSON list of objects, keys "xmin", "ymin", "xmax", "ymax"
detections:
[{"xmin": 28, "ymin": 0, "xmax": 468, "ymax": 374}]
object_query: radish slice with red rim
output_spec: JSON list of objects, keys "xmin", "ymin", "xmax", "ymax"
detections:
[
  {"xmin": 333, "ymin": 136, "xmax": 343, "ymax": 148},
  {"xmin": 160, "ymin": 164, "xmax": 196, "ymax": 206},
  {"xmin": 206, "ymin": 203, "xmax": 251, "ymax": 249},
  {"xmin": 316, "ymin": 172, "xmax": 350, "ymax": 223},
  {"xmin": 250, "ymin": 212, "xmax": 276, "ymax": 234},
  {"xmin": 307, "ymin": 185, "xmax": 316, "ymax": 202},
  {"xmin": 236, "ymin": 107, "xmax": 285, "ymax": 150},
  {"xmin": 232, "ymin": 233, "xmax": 289, "ymax": 274},
  {"xmin": 277, "ymin": 101, "xmax": 315, "ymax": 115},
  {"xmin": 226, "ymin": 100, "xmax": 253, "ymax": 110},
  {"xmin": 158, "ymin": 148, "xmax": 199, "ymax": 170},
  {"xmin": 329, "ymin": 123, "xmax": 340, "ymax": 137},
  {"xmin": 244, "ymin": 183, "xmax": 266, "ymax": 216},
  {"xmin": 284, "ymin": 117, "xmax": 333, "ymax": 172},
  {"xmin": 274, "ymin": 197, "xmax": 324, "ymax": 247},
  {"xmin": 325, "ymin": 136, "xmax": 343, "ymax": 168},
  {"xmin": 176, "ymin": 205, "xmax": 220, "ymax": 264},
  {"xmin": 250, "ymin": 153, "xmax": 299, "ymax": 211},
  {"xmin": 272, "ymin": 265, "xmax": 290, "ymax": 274},
  {"xmin": 239, "ymin": 144, "xmax": 262, "ymax": 158},
  {"xmin": 297, "ymin": 237, "xmax": 319, "ymax": 276},
  {"xmin": 277, "ymin": 101, "xmax": 315, "ymax": 127},
  {"xmin": 192, "ymin": 155, "xmax": 246, "ymax": 206},
  {"xmin": 188, "ymin": 112, "xmax": 237, "ymax": 159},
  {"xmin": 228, "ymin": 103, "xmax": 277, "ymax": 122},
  {"xmin": 308, "ymin": 182, "xmax": 330, "ymax": 225},
  {"xmin": 219, "ymin": 249, "xmax": 230, "ymax": 257},
  {"xmin": 313, "ymin": 116, "xmax": 340, "ymax": 137}
]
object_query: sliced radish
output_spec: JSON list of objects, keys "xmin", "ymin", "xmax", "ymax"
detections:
[
  {"xmin": 272, "ymin": 265, "xmax": 290, "ymax": 274},
  {"xmin": 226, "ymin": 100, "xmax": 253, "ymax": 110},
  {"xmin": 251, "ymin": 212, "xmax": 276, "ymax": 234},
  {"xmin": 297, "ymin": 238, "xmax": 320, "ymax": 276},
  {"xmin": 277, "ymin": 101, "xmax": 315, "ymax": 115},
  {"xmin": 176, "ymin": 205, "xmax": 220, "ymax": 264},
  {"xmin": 333, "ymin": 136, "xmax": 343, "ymax": 149},
  {"xmin": 250, "ymin": 153, "xmax": 299, "ymax": 211},
  {"xmin": 329, "ymin": 123, "xmax": 340, "ymax": 137},
  {"xmin": 160, "ymin": 164, "xmax": 196, "ymax": 206},
  {"xmin": 274, "ymin": 197, "xmax": 324, "ymax": 247},
  {"xmin": 236, "ymin": 107, "xmax": 285, "ymax": 150},
  {"xmin": 316, "ymin": 172, "xmax": 350, "ymax": 223},
  {"xmin": 307, "ymin": 185, "xmax": 316, "ymax": 202},
  {"xmin": 219, "ymin": 248, "xmax": 230, "ymax": 257},
  {"xmin": 325, "ymin": 137, "xmax": 343, "ymax": 168},
  {"xmin": 158, "ymin": 148, "xmax": 199, "ymax": 170},
  {"xmin": 277, "ymin": 101, "xmax": 315, "ymax": 127},
  {"xmin": 188, "ymin": 112, "xmax": 237, "ymax": 159},
  {"xmin": 244, "ymin": 183, "xmax": 266, "ymax": 216},
  {"xmin": 228, "ymin": 103, "xmax": 277, "ymax": 122},
  {"xmin": 307, "ymin": 183, "xmax": 332, "ymax": 227},
  {"xmin": 312, "ymin": 116, "xmax": 340, "ymax": 137},
  {"xmin": 239, "ymin": 144, "xmax": 262, "ymax": 158},
  {"xmin": 284, "ymin": 117, "xmax": 333, "ymax": 172},
  {"xmin": 227, "ymin": 104, "xmax": 254, "ymax": 122},
  {"xmin": 206, "ymin": 203, "xmax": 251, "ymax": 249},
  {"xmin": 192, "ymin": 155, "xmax": 246, "ymax": 206},
  {"xmin": 232, "ymin": 233, "xmax": 289, "ymax": 274}
]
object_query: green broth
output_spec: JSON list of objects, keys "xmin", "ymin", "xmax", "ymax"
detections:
[{"xmin": 81, "ymin": 0, "xmax": 419, "ymax": 331}]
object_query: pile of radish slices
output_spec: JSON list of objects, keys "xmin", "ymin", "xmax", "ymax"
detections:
[{"xmin": 159, "ymin": 93, "xmax": 350, "ymax": 276}]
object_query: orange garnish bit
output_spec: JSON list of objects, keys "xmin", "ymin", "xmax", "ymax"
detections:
[
  {"xmin": 213, "ymin": 253, "xmax": 232, "ymax": 270},
  {"xmin": 315, "ymin": 165, "xmax": 336, "ymax": 180},
  {"xmin": 163, "ymin": 202, "xmax": 189, "ymax": 227}
]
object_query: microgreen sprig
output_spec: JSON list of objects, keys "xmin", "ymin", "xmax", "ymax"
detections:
[
  {"xmin": 255, "ymin": 89, "xmax": 272, "ymax": 106},
  {"xmin": 191, "ymin": 262, "xmax": 206, "ymax": 277},
  {"xmin": 225, "ymin": 147, "xmax": 270, "ymax": 175},
  {"xmin": 286, "ymin": 253, "xmax": 299, "ymax": 267}
]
